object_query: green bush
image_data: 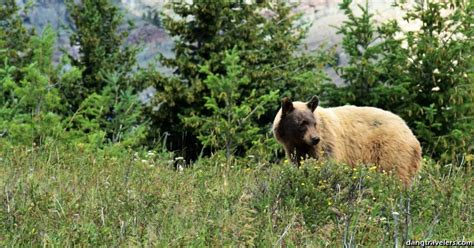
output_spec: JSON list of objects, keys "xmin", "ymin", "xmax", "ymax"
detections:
[
  {"xmin": 64, "ymin": 71, "xmax": 148, "ymax": 149},
  {"xmin": 0, "ymin": 26, "xmax": 64, "ymax": 145}
]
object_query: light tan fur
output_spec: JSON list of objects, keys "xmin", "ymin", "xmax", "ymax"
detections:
[{"xmin": 273, "ymin": 102, "xmax": 422, "ymax": 186}]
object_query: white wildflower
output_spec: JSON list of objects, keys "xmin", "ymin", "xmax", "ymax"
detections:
[
  {"xmin": 433, "ymin": 68, "xmax": 440, "ymax": 74},
  {"xmin": 401, "ymin": 40, "xmax": 409, "ymax": 50},
  {"xmin": 439, "ymin": 31, "xmax": 450, "ymax": 43},
  {"xmin": 440, "ymin": 8, "xmax": 451, "ymax": 18},
  {"xmin": 400, "ymin": 18, "xmax": 422, "ymax": 32},
  {"xmin": 452, "ymin": 32, "xmax": 466, "ymax": 41},
  {"xmin": 431, "ymin": 86, "xmax": 440, "ymax": 92},
  {"xmin": 393, "ymin": 31, "xmax": 405, "ymax": 41}
]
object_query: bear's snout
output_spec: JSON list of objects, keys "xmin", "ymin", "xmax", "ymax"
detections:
[{"xmin": 310, "ymin": 136, "xmax": 320, "ymax": 145}]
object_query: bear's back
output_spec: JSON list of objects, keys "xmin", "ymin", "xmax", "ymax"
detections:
[{"xmin": 323, "ymin": 105, "xmax": 408, "ymax": 131}]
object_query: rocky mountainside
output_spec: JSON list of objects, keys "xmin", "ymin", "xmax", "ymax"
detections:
[{"xmin": 19, "ymin": 0, "xmax": 399, "ymax": 79}]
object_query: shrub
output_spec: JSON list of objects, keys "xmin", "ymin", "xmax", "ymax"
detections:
[
  {"xmin": 0, "ymin": 26, "xmax": 64, "ymax": 145},
  {"xmin": 64, "ymin": 71, "xmax": 148, "ymax": 149}
]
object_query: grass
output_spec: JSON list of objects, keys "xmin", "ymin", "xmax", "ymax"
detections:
[{"xmin": 0, "ymin": 142, "xmax": 472, "ymax": 246}]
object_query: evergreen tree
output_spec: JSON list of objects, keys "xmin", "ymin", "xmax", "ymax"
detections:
[
  {"xmin": 63, "ymin": 0, "xmax": 147, "ymax": 148},
  {"xmin": 65, "ymin": 0, "xmax": 139, "ymax": 111},
  {"xmin": 151, "ymin": 0, "xmax": 331, "ymax": 157},
  {"xmin": 183, "ymin": 48, "xmax": 278, "ymax": 159},
  {"xmin": 0, "ymin": 0, "xmax": 35, "ymax": 77}
]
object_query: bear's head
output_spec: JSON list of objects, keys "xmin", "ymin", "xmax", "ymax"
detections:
[{"xmin": 274, "ymin": 96, "xmax": 321, "ymax": 149}]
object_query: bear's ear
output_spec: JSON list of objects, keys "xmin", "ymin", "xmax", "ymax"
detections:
[
  {"xmin": 281, "ymin": 97, "xmax": 294, "ymax": 115},
  {"xmin": 307, "ymin": 95, "xmax": 319, "ymax": 112}
]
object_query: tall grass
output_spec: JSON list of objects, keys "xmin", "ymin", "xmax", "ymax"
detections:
[{"xmin": 0, "ymin": 143, "xmax": 472, "ymax": 246}]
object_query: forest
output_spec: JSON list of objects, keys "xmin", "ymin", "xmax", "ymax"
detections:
[{"xmin": 0, "ymin": 0, "xmax": 472, "ymax": 246}]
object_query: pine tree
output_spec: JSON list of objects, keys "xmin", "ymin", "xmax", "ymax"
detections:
[
  {"xmin": 0, "ymin": 0, "xmax": 35, "ymax": 77},
  {"xmin": 64, "ymin": 0, "xmax": 139, "ymax": 111},
  {"xmin": 63, "ymin": 0, "xmax": 147, "ymax": 147},
  {"xmin": 151, "ymin": 0, "xmax": 331, "ymax": 157}
]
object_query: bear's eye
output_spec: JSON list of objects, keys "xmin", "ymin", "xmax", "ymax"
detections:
[{"xmin": 300, "ymin": 121, "xmax": 307, "ymax": 127}]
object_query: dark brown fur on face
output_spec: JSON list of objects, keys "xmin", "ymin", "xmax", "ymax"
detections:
[{"xmin": 275, "ymin": 96, "xmax": 321, "ymax": 164}]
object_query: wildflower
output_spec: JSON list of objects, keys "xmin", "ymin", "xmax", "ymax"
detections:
[
  {"xmin": 401, "ymin": 40, "xmax": 409, "ymax": 50},
  {"xmin": 393, "ymin": 31, "xmax": 405, "ymax": 41},
  {"xmin": 452, "ymin": 32, "xmax": 466, "ymax": 41},
  {"xmin": 433, "ymin": 68, "xmax": 440, "ymax": 74},
  {"xmin": 431, "ymin": 86, "xmax": 440, "ymax": 92},
  {"xmin": 440, "ymin": 8, "xmax": 451, "ymax": 18}
]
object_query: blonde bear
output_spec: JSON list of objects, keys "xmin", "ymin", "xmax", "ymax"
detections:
[{"xmin": 273, "ymin": 96, "xmax": 422, "ymax": 185}]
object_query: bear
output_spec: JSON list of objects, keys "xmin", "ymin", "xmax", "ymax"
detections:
[{"xmin": 272, "ymin": 95, "xmax": 422, "ymax": 186}]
